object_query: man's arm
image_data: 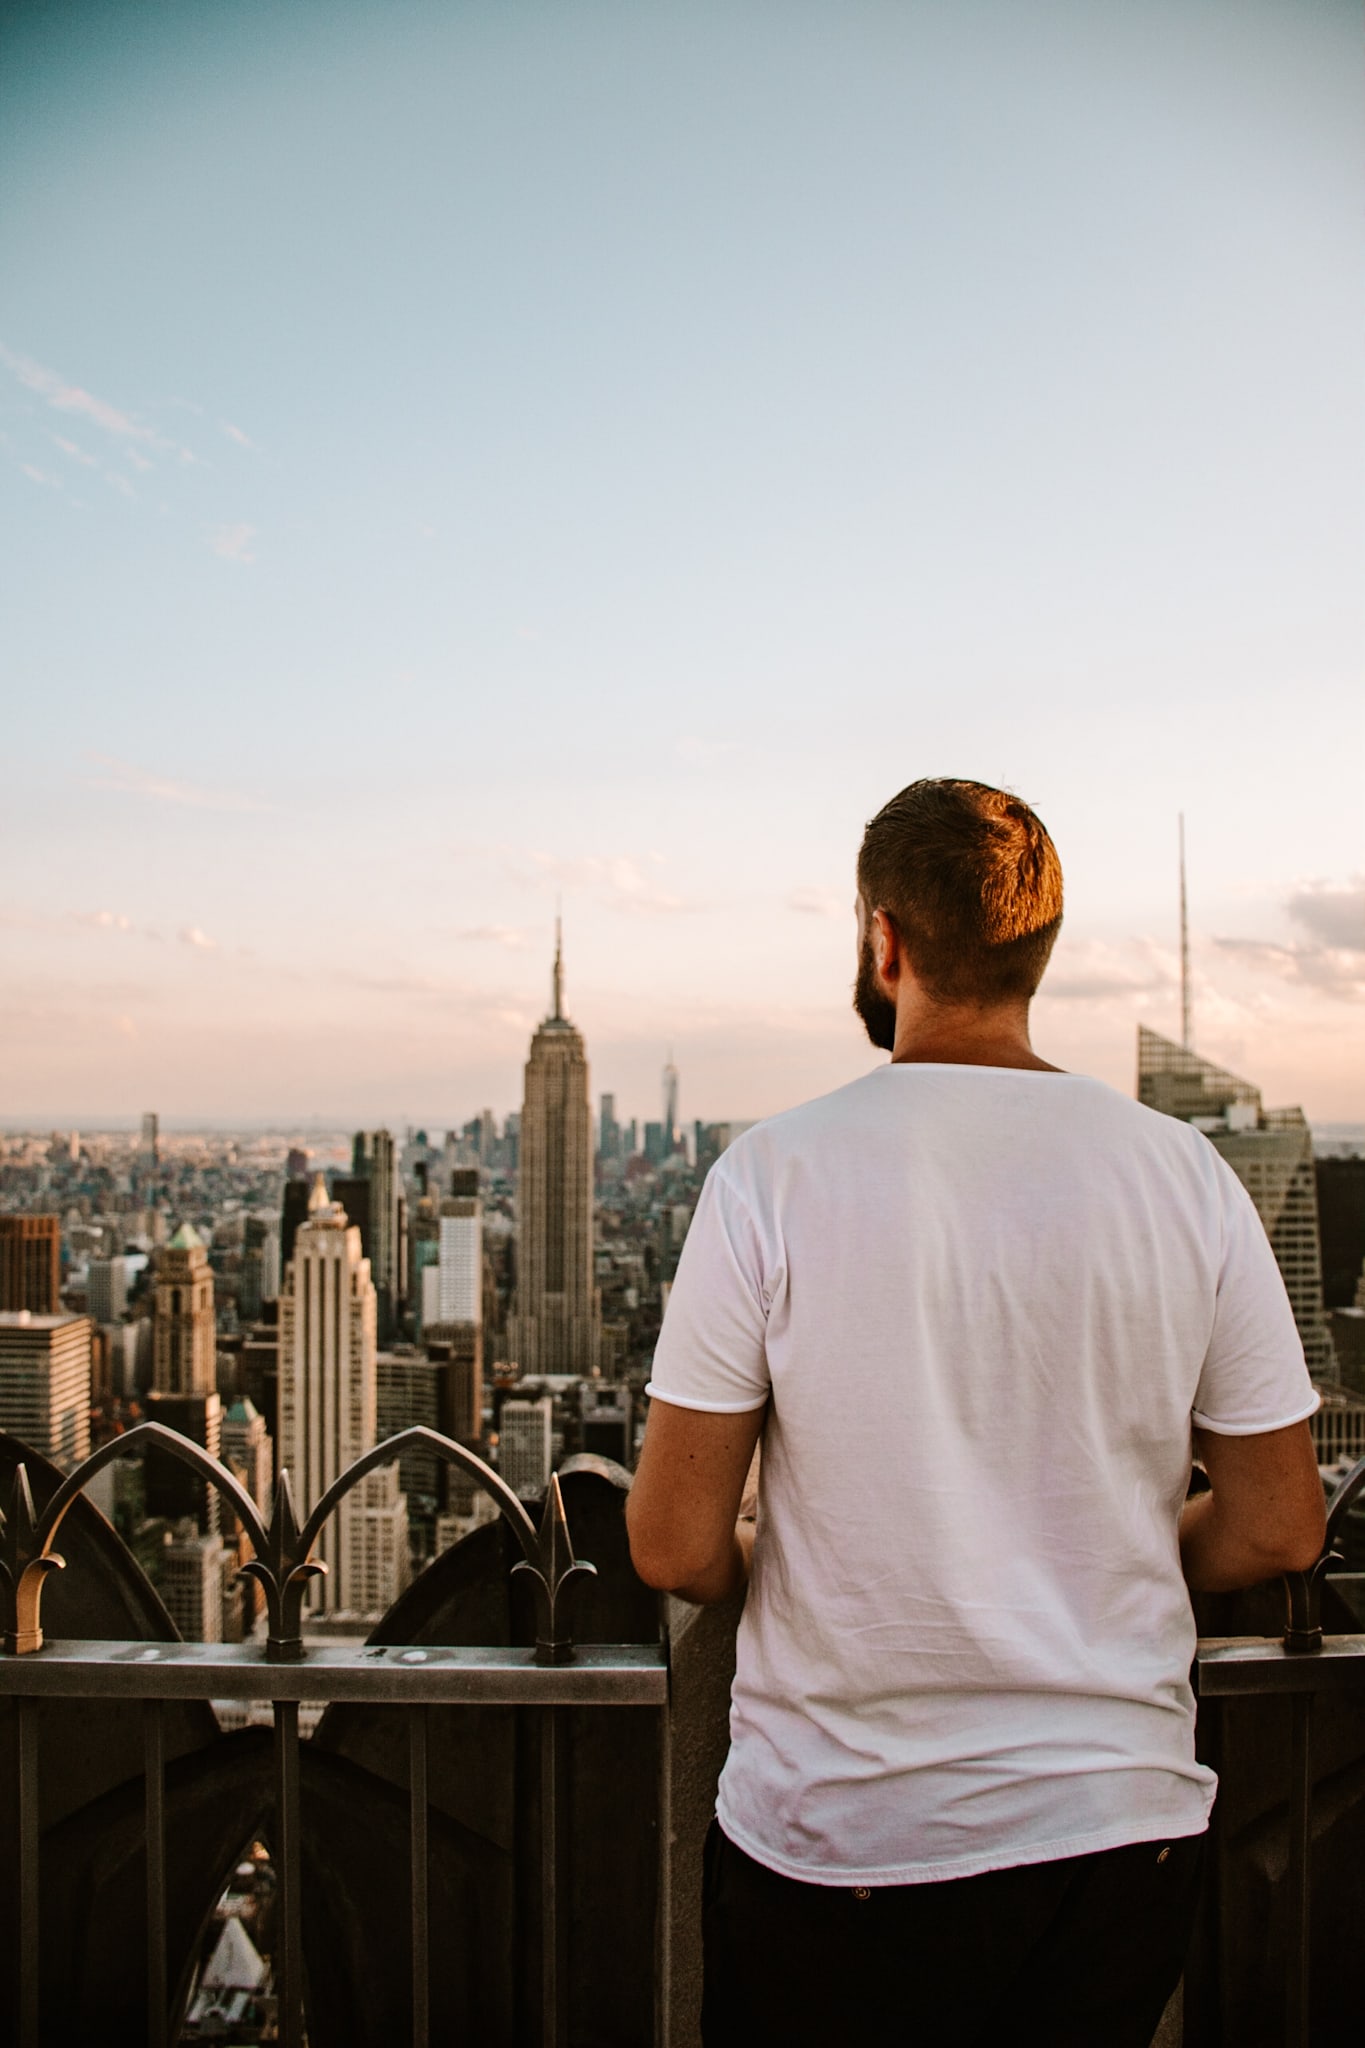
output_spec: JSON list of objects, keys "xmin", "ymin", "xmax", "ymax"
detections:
[
  {"xmin": 626, "ymin": 1398, "xmax": 767, "ymax": 1605},
  {"xmin": 1180, "ymin": 1419, "xmax": 1326, "ymax": 1592}
]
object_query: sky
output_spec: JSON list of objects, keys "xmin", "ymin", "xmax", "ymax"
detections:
[{"xmin": 3, "ymin": 0, "xmax": 1362, "ymax": 1130}]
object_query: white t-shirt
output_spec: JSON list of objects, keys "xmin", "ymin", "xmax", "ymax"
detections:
[{"xmin": 645, "ymin": 1064, "xmax": 1318, "ymax": 1886}]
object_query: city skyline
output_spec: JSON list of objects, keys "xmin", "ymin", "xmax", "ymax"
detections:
[{"xmin": 3, "ymin": 0, "xmax": 1362, "ymax": 1125}]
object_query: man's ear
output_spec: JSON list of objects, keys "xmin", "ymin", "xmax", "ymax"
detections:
[{"xmin": 871, "ymin": 909, "xmax": 901, "ymax": 988}]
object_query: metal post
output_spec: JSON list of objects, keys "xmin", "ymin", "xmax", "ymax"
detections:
[
  {"xmin": 144, "ymin": 1700, "xmax": 168, "ymax": 2048},
  {"xmin": 541, "ymin": 1705, "xmax": 568, "ymax": 2048},
  {"xmin": 274, "ymin": 1698, "xmax": 304, "ymax": 2048},
  {"xmin": 1286, "ymin": 1692, "xmax": 1313, "ymax": 2048},
  {"xmin": 17, "ymin": 1696, "xmax": 39, "ymax": 2048},
  {"xmin": 409, "ymin": 1705, "xmax": 429, "ymax": 2048}
]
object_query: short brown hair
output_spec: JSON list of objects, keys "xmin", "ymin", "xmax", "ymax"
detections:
[{"xmin": 857, "ymin": 779, "xmax": 1063, "ymax": 1004}]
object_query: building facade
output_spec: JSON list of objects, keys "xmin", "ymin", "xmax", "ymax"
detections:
[
  {"xmin": 350, "ymin": 1129, "xmax": 406, "ymax": 1342},
  {"xmin": 499, "ymin": 1394, "xmax": 554, "ymax": 1498},
  {"xmin": 277, "ymin": 1178, "xmax": 408, "ymax": 1617},
  {"xmin": 152, "ymin": 1223, "xmax": 217, "ymax": 1395},
  {"xmin": 0, "ymin": 1215, "xmax": 61, "ymax": 1317},
  {"xmin": 1137, "ymin": 1026, "xmax": 1334, "ymax": 1376},
  {"xmin": 0, "ymin": 1310, "xmax": 92, "ymax": 1468},
  {"xmin": 507, "ymin": 929, "xmax": 600, "ymax": 1375}
]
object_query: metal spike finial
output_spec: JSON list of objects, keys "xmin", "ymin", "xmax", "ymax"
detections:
[
  {"xmin": 552, "ymin": 909, "xmax": 564, "ymax": 1020},
  {"xmin": 512, "ymin": 1471, "xmax": 597, "ymax": 1665}
]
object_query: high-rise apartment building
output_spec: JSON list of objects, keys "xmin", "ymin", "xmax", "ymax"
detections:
[
  {"xmin": 350, "ymin": 1130, "xmax": 406, "ymax": 1342},
  {"xmin": 152, "ymin": 1224, "xmax": 217, "ymax": 1394},
  {"xmin": 140, "ymin": 1112, "xmax": 160, "ymax": 1166},
  {"xmin": 0, "ymin": 1216, "xmax": 61, "ymax": 1316},
  {"xmin": 599, "ymin": 1093, "xmax": 619, "ymax": 1164},
  {"xmin": 277, "ymin": 1178, "xmax": 408, "ymax": 1617},
  {"xmin": 0, "ymin": 1310, "xmax": 92, "ymax": 1469},
  {"xmin": 498, "ymin": 1394, "xmax": 554, "ymax": 1497},
  {"xmin": 436, "ymin": 1171, "xmax": 482, "ymax": 1325},
  {"xmin": 221, "ymin": 1395, "xmax": 274, "ymax": 1515},
  {"xmin": 507, "ymin": 929, "xmax": 600, "ymax": 1375},
  {"xmin": 86, "ymin": 1256, "xmax": 130, "ymax": 1325},
  {"xmin": 1137, "ymin": 1026, "xmax": 1333, "ymax": 1376}
]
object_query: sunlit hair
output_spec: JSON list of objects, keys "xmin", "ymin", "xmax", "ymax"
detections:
[{"xmin": 857, "ymin": 779, "xmax": 1063, "ymax": 1005}]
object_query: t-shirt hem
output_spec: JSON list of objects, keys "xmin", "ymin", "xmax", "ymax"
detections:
[
  {"xmin": 1192, "ymin": 1390, "xmax": 1321, "ymax": 1436},
  {"xmin": 714, "ymin": 1802, "xmax": 1213, "ymax": 1889},
  {"xmin": 643, "ymin": 1381, "xmax": 769, "ymax": 1414}
]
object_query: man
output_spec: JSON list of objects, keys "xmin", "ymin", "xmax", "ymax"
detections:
[{"xmin": 627, "ymin": 779, "xmax": 1325, "ymax": 2046}]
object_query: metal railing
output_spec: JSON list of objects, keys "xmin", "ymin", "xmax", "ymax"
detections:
[
  {"xmin": 0, "ymin": 1425, "xmax": 667, "ymax": 2048},
  {"xmin": 1191, "ymin": 1452, "xmax": 1365, "ymax": 2048},
  {"xmin": 5, "ymin": 1429, "xmax": 1365, "ymax": 2047}
]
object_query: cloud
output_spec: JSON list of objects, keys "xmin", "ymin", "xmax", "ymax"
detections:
[
  {"xmin": 74, "ymin": 910, "xmax": 135, "ymax": 933},
  {"xmin": 52, "ymin": 435, "xmax": 97, "ymax": 467},
  {"xmin": 220, "ymin": 420, "xmax": 254, "ymax": 449},
  {"xmin": 1214, "ymin": 935, "xmax": 1365, "ymax": 1003},
  {"xmin": 1209, "ymin": 878, "xmax": 1365, "ymax": 1005},
  {"xmin": 1287, "ymin": 878, "xmax": 1365, "ymax": 952},
  {"xmin": 788, "ymin": 886, "xmax": 845, "ymax": 918},
  {"xmin": 104, "ymin": 471, "xmax": 137, "ymax": 499},
  {"xmin": 124, "ymin": 448, "xmax": 154, "ymax": 473},
  {"xmin": 0, "ymin": 345, "xmax": 199, "ymax": 467},
  {"xmin": 178, "ymin": 926, "xmax": 217, "ymax": 950},
  {"xmin": 1039, "ymin": 938, "xmax": 1176, "ymax": 1004},
  {"xmin": 22, "ymin": 464, "xmax": 61, "ymax": 488},
  {"xmin": 522, "ymin": 851, "xmax": 697, "ymax": 914},
  {"xmin": 84, "ymin": 751, "xmax": 267, "ymax": 813},
  {"xmin": 209, "ymin": 521, "xmax": 256, "ymax": 564}
]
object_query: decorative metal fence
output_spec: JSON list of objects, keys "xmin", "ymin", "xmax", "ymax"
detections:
[
  {"xmin": 1191, "ymin": 1454, "xmax": 1365, "ymax": 2048},
  {"xmin": 0, "ymin": 1425, "xmax": 667, "ymax": 2048},
  {"xmin": 4, "ymin": 1429, "xmax": 1365, "ymax": 2047}
]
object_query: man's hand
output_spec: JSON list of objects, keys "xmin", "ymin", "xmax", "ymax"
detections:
[
  {"xmin": 626, "ymin": 1398, "xmax": 767, "ymax": 1605},
  {"xmin": 1180, "ymin": 1419, "xmax": 1326, "ymax": 1592}
]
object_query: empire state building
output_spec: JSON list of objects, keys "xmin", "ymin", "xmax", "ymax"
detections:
[{"xmin": 509, "ymin": 924, "xmax": 600, "ymax": 1375}]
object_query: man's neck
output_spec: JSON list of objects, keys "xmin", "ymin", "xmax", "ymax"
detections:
[{"xmin": 890, "ymin": 1001, "xmax": 1062, "ymax": 1072}]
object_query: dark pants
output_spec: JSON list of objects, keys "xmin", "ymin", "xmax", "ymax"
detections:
[{"xmin": 701, "ymin": 1819, "xmax": 1204, "ymax": 2047}]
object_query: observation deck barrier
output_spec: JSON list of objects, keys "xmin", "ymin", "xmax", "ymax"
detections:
[{"xmin": 2, "ymin": 1426, "xmax": 1364, "ymax": 2046}]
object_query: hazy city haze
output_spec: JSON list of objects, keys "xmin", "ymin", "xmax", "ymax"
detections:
[{"xmin": 3, "ymin": 0, "xmax": 1361, "ymax": 1125}]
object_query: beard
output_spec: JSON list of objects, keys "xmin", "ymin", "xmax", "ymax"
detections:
[{"xmin": 853, "ymin": 931, "xmax": 898, "ymax": 1052}]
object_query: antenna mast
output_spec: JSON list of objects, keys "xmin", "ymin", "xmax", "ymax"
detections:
[
  {"xmin": 551, "ymin": 907, "xmax": 564, "ymax": 1020},
  {"xmin": 1178, "ymin": 814, "xmax": 1192, "ymax": 1051}
]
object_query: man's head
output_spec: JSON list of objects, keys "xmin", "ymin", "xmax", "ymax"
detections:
[{"xmin": 854, "ymin": 779, "xmax": 1063, "ymax": 1051}]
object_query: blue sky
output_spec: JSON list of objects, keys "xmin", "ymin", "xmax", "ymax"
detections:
[{"xmin": 3, "ymin": 0, "xmax": 1362, "ymax": 1127}]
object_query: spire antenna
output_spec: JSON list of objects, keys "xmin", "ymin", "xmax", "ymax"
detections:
[
  {"xmin": 552, "ymin": 909, "xmax": 564, "ymax": 1021},
  {"xmin": 1178, "ymin": 813, "xmax": 1192, "ymax": 1051}
]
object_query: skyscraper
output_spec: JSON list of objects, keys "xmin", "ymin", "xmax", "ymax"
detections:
[
  {"xmin": 350, "ymin": 1130, "xmax": 406, "ymax": 1341},
  {"xmin": 1137, "ymin": 1026, "xmax": 1333, "ymax": 1376},
  {"xmin": 424, "ymin": 1169, "xmax": 484, "ymax": 1451},
  {"xmin": 662, "ymin": 1054, "xmax": 680, "ymax": 1156},
  {"xmin": 507, "ymin": 925, "xmax": 600, "ymax": 1375},
  {"xmin": 0, "ymin": 1216, "xmax": 61, "ymax": 1316},
  {"xmin": 0, "ymin": 1311, "xmax": 92, "ymax": 1468},
  {"xmin": 147, "ymin": 1223, "xmax": 222, "ymax": 1538},
  {"xmin": 140, "ymin": 1112, "xmax": 161, "ymax": 1166},
  {"xmin": 277, "ymin": 1177, "xmax": 408, "ymax": 1617},
  {"xmin": 499, "ymin": 1395, "xmax": 554, "ymax": 1497},
  {"xmin": 152, "ymin": 1224, "xmax": 217, "ymax": 1395}
]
